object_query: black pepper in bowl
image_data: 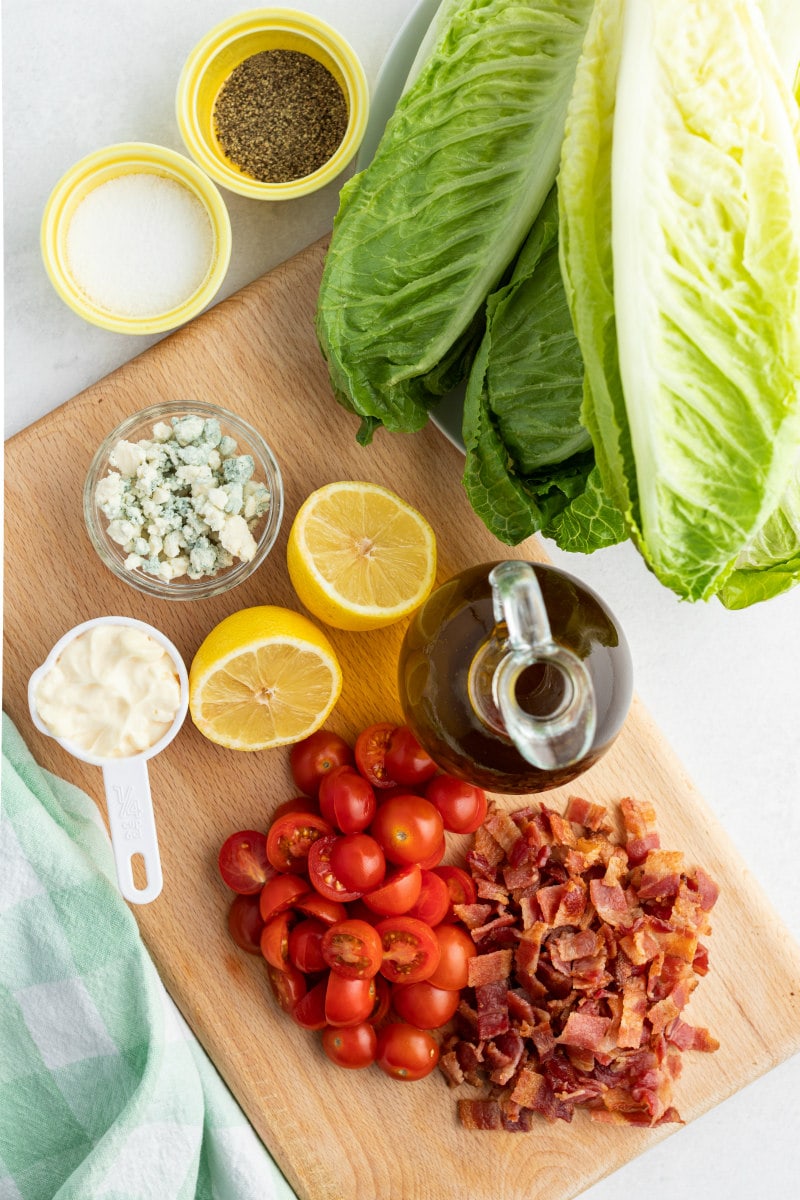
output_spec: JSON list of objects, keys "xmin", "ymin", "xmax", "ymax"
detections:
[{"xmin": 213, "ymin": 49, "xmax": 349, "ymax": 184}]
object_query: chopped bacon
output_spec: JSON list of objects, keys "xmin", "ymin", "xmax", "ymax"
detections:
[
  {"xmin": 458, "ymin": 1099, "xmax": 502, "ymax": 1130},
  {"xmin": 565, "ymin": 795, "xmax": 613, "ymax": 832},
  {"xmin": 557, "ymin": 1011, "xmax": 611, "ymax": 1051},
  {"xmin": 468, "ymin": 949, "xmax": 513, "ymax": 988},
  {"xmin": 620, "ymin": 796, "xmax": 661, "ymax": 865},
  {"xmin": 446, "ymin": 797, "xmax": 719, "ymax": 1132}
]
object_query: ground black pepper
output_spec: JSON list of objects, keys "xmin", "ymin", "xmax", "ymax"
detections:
[{"xmin": 213, "ymin": 49, "xmax": 349, "ymax": 184}]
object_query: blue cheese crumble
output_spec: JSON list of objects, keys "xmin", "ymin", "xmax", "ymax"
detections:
[{"xmin": 96, "ymin": 414, "xmax": 272, "ymax": 581}]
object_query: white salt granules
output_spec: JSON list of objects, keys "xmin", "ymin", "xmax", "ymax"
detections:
[{"xmin": 66, "ymin": 173, "xmax": 214, "ymax": 318}]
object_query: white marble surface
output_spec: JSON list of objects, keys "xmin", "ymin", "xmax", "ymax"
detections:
[{"xmin": 4, "ymin": 2, "xmax": 799, "ymax": 1198}]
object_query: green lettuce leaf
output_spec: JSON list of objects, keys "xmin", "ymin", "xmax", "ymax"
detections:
[
  {"xmin": 316, "ymin": 0, "xmax": 594, "ymax": 443},
  {"xmin": 718, "ymin": 455, "xmax": 800, "ymax": 607},
  {"xmin": 560, "ymin": 0, "xmax": 800, "ymax": 601},
  {"xmin": 462, "ymin": 187, "xmax": 625, "ymax": 551}
]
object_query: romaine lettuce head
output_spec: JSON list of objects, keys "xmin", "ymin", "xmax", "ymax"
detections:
[
  {"xmin": 316, "ymin": 0, "xmax": 594, "ymax": 443},
  {"xmin": 560, "ymin": 0, "xmax": 800, "ymax": 601}
]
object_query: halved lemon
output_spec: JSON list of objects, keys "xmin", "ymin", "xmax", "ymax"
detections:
[
  {"xmin": 287, "ymin": 481, "xmax": 437, "ymax": 631},
  {"xmin": 189, "ymin": 606, "xmax": 342, "ymax": 751}
]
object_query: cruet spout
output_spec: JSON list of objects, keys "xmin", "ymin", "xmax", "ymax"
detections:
[{"xmin": 487, "ymin": 561, "xmax": 596, "ymax": 771}]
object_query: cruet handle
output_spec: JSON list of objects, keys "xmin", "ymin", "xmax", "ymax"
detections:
[{"xmin": 488, "ymin": 561, "xmax": 596, "ymax": 771}]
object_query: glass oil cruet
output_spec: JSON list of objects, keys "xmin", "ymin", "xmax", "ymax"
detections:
[{"xmin": 397, "ymin": 561, "xmax": 634, "ymax": 794}]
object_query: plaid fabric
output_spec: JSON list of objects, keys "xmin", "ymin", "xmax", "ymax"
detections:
[{"xmin": 0, "ymin": 715, "xmax": 297, "ymax": 1200}]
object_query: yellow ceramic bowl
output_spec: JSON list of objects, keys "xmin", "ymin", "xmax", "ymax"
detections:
[
  {"xmin": 41, "ymin": 142, "xmax": 232, "ymax": 335},
  {"xmin": 176, "ymin": 8, "xmax": 369, "ymax": 200}
]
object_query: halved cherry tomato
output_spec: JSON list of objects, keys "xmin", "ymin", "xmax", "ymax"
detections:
[
  {"xmin": 227, "ymin": 893, "xmax": 264, "ymax": 954},
  {"xmin": 266, "ymin": 963, "xmax": 307, "ymax": 1014},
  {"xmin": 369, "ymin": 973, "xmax": 392, "ymax": 1026},
  {"xmin": 427, "ymin": 922, "xmax": 477, "ymax": 991},
  {"xmin": 362, "ymin": 863, "xmax": 422, "ymax": 916},
  {"xmin": 322, "ymin": 1021, "xmax": 377, "ymax": 1069},
  {"xmin": 384, "ymin": 726, "xmax": 438, "ymax": 787},
  {"xmin": 293, "ymin": 892, "xmax": 348, "ymax": 926},
  {"xmin": 292, "ymin": 977, "xmax": 329, "ymax": 1030},
  {"xmin": 405, "ymin": 869, "xmax": 450, "ymax": 926},
  {"xmin": 376, "ymin": 916, "xmax": 441, "ymax": 984},
  {"xmin": 288, "ymin": 917, "xmax": 328, "ymax": 973},
  {"xmin": 354, "ymin": 722, "xmax": 397, "ymax": 789},
  {"xmin": 218, "ymin": 830, "xmax": 273, "ymax": 894},
  {"xmin": 330, "ymin": 833, "xmax": 386, "ymax": 893},
  {"xmin": 290, "ymin": 730, "xmax": 354, "ymax": 798},
  {"xmin": 324, "ymin": 973, "xmax": 376, "ymax": 1027},
  {"xmin": 416, "ymin": 837, "xmax": 446, "ymax": 870},
  {"xmin": 433, "ymin": 865, "xmax": 477, "ymax": 921},
  {"xmin": 266, "ymin": 811, "xmax": 333, "ymax": 873},
  {"xmin": 258, "ymin": 873, "xmax": 308, "ymax": 922},
  {"xmin": 322, "ymin": 919, "xmax": 383, "ymax": 980},
  {"xmin": 319, "ymin": 767, "xmax": 377, "ymax": 833},
  {"xmin": 375, "ymin": 1022, "xmax": 440, "ymax": 1081},
  {"xmin": 391, "ymin": 980, "xmax": 460, "ymax": 1029},
  {"xmin": 370, "ymin": 794, "xmax": 444, "ymax": 867},
  {"xmin": 425, "ymin": 775, "xmax": 488, "ymax": 834},
  {"xmin": 308, "ymin": 836, "xmax": 362, "ymax": 903},
  {"xmin": 260, "ymin": 910, "xmax": 294, "ymax": 971}
]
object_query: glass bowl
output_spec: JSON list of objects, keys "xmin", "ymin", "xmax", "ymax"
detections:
[
  {"xmin": 176, "ymin": 8, "xmax": 369, "ymax": 200},
  {"xmin": 84, "ymin": 400, "xmax": 284, "ymax": 601}
]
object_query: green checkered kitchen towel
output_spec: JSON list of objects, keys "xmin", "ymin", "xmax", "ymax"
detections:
[{"xmin": 0, "ymin": 714, "xmax": 298, "ymax": 1200}]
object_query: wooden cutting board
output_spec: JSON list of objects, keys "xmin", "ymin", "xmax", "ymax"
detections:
[{"xmin": 5, "ymin": 238, "xmax": 800, "ymax": 1200}]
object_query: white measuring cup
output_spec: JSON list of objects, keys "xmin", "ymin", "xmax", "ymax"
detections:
[{"xmin": 28, "ymin": 616, "xmax": 189, "ymax": 905}]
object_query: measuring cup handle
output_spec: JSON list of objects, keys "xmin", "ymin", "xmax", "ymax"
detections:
[{"xmin": 101, "ymin": 760, "xmax": 163, "ymax": 904}]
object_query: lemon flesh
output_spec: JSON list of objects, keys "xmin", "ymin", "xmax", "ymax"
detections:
[
  {"xmin": 287, "ymin": 482, "xmax": 437, "ymax": 631},
  {"xmin": 189, "ymin": 606, "xmax": 341, "ymax": 750}
]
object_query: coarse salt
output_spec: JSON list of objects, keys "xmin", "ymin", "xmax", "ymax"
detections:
[{"xmin": 66, "ymin": 173, "xmax": 214, "ymax": 318}]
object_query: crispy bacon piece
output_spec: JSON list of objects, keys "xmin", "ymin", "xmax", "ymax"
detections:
[
  {"xmin": 565, "ymin": 795, "xmax": 613, "ymax": 832},
  {"xmin": 446, "ymin": 796, "xmax": 719, "ymax": 1132}
]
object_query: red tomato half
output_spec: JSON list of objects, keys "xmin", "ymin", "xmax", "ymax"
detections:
[
  {"xmin": 292, "ymin": 977, "xmax": 329, "ymax": 1030},
  {"xmin": 427, "ymin": 923, "xmax": 477, "ymax": 991},
  {"xmin": 260, "ymin": 910, "xmax": 294, "ymax": 971},
  {"xmin": 321, "ymin": 919, "xmax": 383, "ymax": 980},
  {"xmin": 391, "ymin": 980, "xmax": 460, "ymax": 1029},
  {"xmin": 354, "ymin": 722, "xmax": 397, "ymax": 789},
  {"xmin": 325, "ymin": 973, "xmax": 376, "ymax": 1027},
  {"xmin": 405, "ymin": 870, "xmax": 450, "ymax": 926},
  {"xmin": 433, "ymin": 865, "xmax": 477, "ymax": 920},
  {"xmin": 288, "ymin": 918, "xmax": 328, "ymax": 974},
  {"xmin": 370, "ymin": 794, "xmax": 444, "ymax": 867},
  {"xmin": 322, "ymin": 1021, "xmax": 378, "ymax": 1070},
  {"xmin": 308, "ymin": 836, "xmax": 362, "ymax": 903},
  {"xmin": 369, "ymin": 973, "xmax": 392, "ymax": 1026},
  {"xmin": 218, "ymin": 830, "xmax": 273, "ymax": 894},
  {"xmin": 362, "ymin": 864, "xmax": 422, "ymax": 916},
  {"xmin": 266, "ymin": 812, "xmax": 333, "ymax": 873},
  {"xmin": 290, "ymin": 730, "xmax": 353, "ymax": 798},
  {"xmin": 227, "ymin": 893, "xmax": 264, "ymax": 954},
  {"xmin": 267, "ymin": 963, "xmax": 307, "ymax": 1014},
  {"xmin": 376, "ymin": 916, "xmax": 441, "ymax": 984},
  {"xmin": 425, "ymin": 775, "xmax": 488, "ymax": 834},
  {"xmin": 375, "ymin": 1023, "xmax": 440, "ymax": 1081},
  {"xmin": 319, "ymin": 767, "xmax": 377, "ymax": 834},
  {"xmin": 293, "ymin": 892, "xmax": 348, "ymax": 927},
  {"xmin": 258, "ymin": 873, "xmax": 308, "ymax": 922},
  {"xmin": 416, "ymin": 837, "xmax": 446, "ymax": 870},
  {"xmin": 384, "ymin": 726, "xmax": 438, "ymax": 786},
  {"xmin": 330, "ymin": 833, "xmax": 386, "ymax": 893}
]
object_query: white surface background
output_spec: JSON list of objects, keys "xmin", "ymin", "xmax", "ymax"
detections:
[{"xmin": 3, "ymin": 2, "xmax": 800, "ymax": 1198}]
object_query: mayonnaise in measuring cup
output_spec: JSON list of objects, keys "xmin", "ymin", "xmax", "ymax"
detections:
[{"xmin": 33, "ymin": 624, "xmax": 181, "ymax": 757}]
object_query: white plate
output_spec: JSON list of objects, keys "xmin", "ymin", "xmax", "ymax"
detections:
[{"xmin": 356, "ymin": 0, "xmax": 467, "ymax": 452}]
